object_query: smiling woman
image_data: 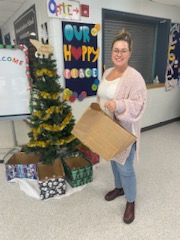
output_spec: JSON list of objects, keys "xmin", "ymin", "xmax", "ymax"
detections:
[{"xmin": 97, "ymin": 28, "xmax": 147, "ymax": 224}]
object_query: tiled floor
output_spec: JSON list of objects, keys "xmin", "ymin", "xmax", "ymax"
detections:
[{"xmin": 0, "ymin": 121, "xmax": 180, "ymax": 240}]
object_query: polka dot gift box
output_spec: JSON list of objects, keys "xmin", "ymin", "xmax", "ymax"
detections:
[{"xmin": 37, "ymin": 159, "xmax": 66, "ymax": 200}]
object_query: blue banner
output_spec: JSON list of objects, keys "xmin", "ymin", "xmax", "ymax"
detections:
[{"xmin": 166, "ymin": 23, "xmax": 180, "ymax": 90}]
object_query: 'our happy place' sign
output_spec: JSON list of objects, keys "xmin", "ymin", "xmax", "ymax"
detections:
[{"xmin": 62, "ymin": 21, "xmax": 100, "ymax": 102}]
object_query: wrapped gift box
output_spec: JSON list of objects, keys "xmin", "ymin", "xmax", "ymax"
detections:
[
  {"xmin": 62, "ymin": 151, "xmax": 93, "ymax": 188},
  {"xmin": 76, "ymin": 143, "xmax": 100, "ymax": 165},
  {"xmin": 65, "ymin": 175, "xmax": 92, "ymax": 188},
  {"xmin": 38, "ymin": 159, "xmax": 66, "ymax": 200},
  {"xmin": 5, "ymin": 152, "xmax": 40, "ymax": 181}
]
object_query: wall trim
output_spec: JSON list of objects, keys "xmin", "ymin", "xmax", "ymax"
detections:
[{"xmin": 142, "ymin": 117, "xmax": 180, "ymax": 132}]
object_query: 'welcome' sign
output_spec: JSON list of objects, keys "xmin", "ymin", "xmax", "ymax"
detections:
[{"xmin": 0, "ymin": 45, "xmax": 31, "ymax": 118}]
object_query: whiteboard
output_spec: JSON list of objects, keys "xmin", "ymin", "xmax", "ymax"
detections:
[{"xmin": 0, "ymin": 46, "xmax": 31, "ymax": 119}]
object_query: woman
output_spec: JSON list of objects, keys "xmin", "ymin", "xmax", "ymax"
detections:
[{"xmin": 97, "ymin": 29, "xmax": 147, "ymax": 224}]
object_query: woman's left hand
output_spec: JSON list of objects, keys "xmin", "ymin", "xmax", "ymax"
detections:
[{"xmin": 104, "ymin": 100, "xmax": 116, "ymax": 113}]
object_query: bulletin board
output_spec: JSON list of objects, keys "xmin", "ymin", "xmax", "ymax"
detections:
[
  {"xmin": 62, "ymin": 21, "xmax": 100, "ymax": 102},
  {"xmin": 165, "ymin": 23, "xmax": 180, "ymax": 90},
  {"xmin": 0, "ymin": 45, "xmax": 31, "ymax": 119}
]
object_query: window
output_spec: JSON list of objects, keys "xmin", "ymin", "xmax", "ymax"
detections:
[{"xmin": 102, "ymin": 9, "xmax": 171, "ymax": 84}]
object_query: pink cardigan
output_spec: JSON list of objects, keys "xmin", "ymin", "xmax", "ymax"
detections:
[{"xmin": 97, "ymin": 66, "xmax": 147, "ymax": 165}]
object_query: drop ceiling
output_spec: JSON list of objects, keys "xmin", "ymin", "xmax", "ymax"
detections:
[
  {"xmin": 0, "ymin": 0, "xmax": 180, "ymax": 28},
  {"xmin": 0, "ymin": 0, "xmax": 26, "ymax": 28}
]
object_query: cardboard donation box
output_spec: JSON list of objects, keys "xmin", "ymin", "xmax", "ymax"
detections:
[
  {"xmin": 72, "ymin": 103, "xmax": 136, "ymax": 161},
  {"xmin": 5, "ymin": 152, "xmax": 40, "ymax": 181},
  {"xmin": 38, "ymin": 159, "xmax": 66, "ymax": 200},
  {"xmin": 62, "ymin": 151, "xmax": 93, "ymax": 188},
  {"xmin": 76, "ymin": 143, "xmax": 99, "ymax": 165}
]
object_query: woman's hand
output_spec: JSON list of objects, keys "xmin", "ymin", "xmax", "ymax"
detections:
[{"xmin": 104, "ymin": 100, "xmax": 116, "ymax": 113}]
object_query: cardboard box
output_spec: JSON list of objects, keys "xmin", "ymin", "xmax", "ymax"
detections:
[
  {"xmin": 76, "ymin": 143, "xmax": 99, "ymax": 165},
  {"xmin": 62, "ymin": 151, "xmax": 93, "ymax": 188},
  {"xmin": 72, "ymin": 103, "xmax": 136, "ymax": 161},
  {"xmin": 5, "ymin": 152, "xmax": 40, "ymax": 181},
  {"xmin": 38, "ymin": 159, "xmax": 66, "ymax": 200}
]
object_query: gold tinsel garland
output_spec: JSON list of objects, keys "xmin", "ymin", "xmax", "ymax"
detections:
[
  {"xmin": 28, "ymin": 66, "xmax": 76, "ymax": 148},
  {"xmin": 31, "ymin": 112, "xmax": 73, "ymax": 139},
  {"xmin": 35, "ymin": 68, "xmax": 56, "ymax": 77},
  {"xmin": 55, "ymin": 135, "xmax": 76, "ymax": 145},
  {"xmin": 38, "ymin": 92, "xmax": 59, "ymax": 100},
  {"xmin": 33, "ymin": 106, "xmax": 62, "ymax": 121},
  {"xmin": 27, "ymin": 135, "xmax": 76, "ymax": 148}
]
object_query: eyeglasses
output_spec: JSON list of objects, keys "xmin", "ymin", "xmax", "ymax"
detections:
[{"xmin": 112, "ymin": 48, "xmax": 129, "ymax": 55}]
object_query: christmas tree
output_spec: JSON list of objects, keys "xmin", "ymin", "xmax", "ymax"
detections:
[{"xmin": 26, "ymin": 44, "xmax": 79, "ymax": 164}]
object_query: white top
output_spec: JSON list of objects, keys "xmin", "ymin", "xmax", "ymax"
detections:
[{"xmin": 97, "ymin": 78, "xmax": 121, "ymax": 118}]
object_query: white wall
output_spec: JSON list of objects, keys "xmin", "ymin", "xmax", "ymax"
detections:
[
  {"xmin": 0, "ymin": 0, "xmax": 180, "ymax": 150},
  {"xmin": 142, "ymin": 87, "xmax": 180, "ymax": 127}
]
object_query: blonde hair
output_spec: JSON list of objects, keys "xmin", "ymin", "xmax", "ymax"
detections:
[{"xmin": 111, "ymin": 28, "xmax": 133, "ymax": 51}]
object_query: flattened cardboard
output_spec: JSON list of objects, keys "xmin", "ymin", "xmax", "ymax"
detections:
[{"xmin": 72, "ymin": 103, "xmax": 136, "ymax": 161}]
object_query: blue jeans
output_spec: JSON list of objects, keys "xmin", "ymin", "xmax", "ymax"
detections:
[{"xmin": 111, "ymin": 143, "xmax": 136, "ymax": 203}]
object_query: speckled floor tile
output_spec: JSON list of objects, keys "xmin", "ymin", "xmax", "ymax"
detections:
[{"xmin": 0, "ymin": 122, "xmax": 180, "ymax": 240}]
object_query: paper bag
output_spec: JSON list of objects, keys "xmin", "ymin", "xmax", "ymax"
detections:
[{"xmin": 72, "ymin": 103, "xmax": 136, "ymax": 161}]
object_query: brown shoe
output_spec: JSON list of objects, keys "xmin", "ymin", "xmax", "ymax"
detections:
[
  {"xmin": 123, "ymin": 201, "xmax": 135, "ymax": 224},
  {"xmin": 104, "ymin": 188, "xmax": 124, "ymax": 201}
]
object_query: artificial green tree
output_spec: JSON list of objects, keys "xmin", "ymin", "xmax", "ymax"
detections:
[{"xmin": 26, "ymin": 53, "xmax": 79, "ymax": 164}]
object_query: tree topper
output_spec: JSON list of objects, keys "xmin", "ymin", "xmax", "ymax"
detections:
[{"xmin": 30, "ymin": 39, "xmax": 54, "ymax": 58}]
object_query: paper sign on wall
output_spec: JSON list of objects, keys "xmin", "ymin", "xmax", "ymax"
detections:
[
  {"xmin": 47, "ymin": 0, "xmax": 80, "ymax": 20},
  {"xmin": 165, "ymin": 23, "xmax": 180, "ymax": 90},
  {"xmin": 62, "ymin": 22, "xmax": 100, "ymax": 102},
  {"xmin": 0, "ymin": 45, "xmax": 31, "ymax": 118}
]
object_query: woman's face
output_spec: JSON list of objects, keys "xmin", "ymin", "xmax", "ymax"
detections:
[{"xmin": 111, "ymin": 40, "xmax": 131, "ymax": 68}]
